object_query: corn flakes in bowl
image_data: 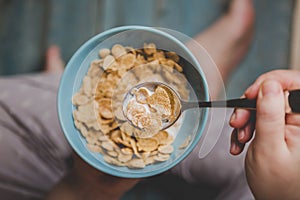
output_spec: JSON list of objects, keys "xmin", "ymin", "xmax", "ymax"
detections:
[{"xmin": 58, "ymin": 26, "xmax": 209, "ymax": 178}]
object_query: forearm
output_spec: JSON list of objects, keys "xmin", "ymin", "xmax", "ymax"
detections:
[
  {"xmin": 45, "ymin": 170, "xmax": 122, "ymax": 200},
  {"xmin": 186, "ymin": 35, "xmax": 226, "ymax": 100},
  {"xmin": 45, "ymin": 154, "xmax": 139, "ymax": 200}
]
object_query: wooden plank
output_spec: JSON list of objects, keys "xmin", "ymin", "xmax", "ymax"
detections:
[
  {"xmin": 290, "ymin": 0, "xmax": 300, "ymax": 69},
  {"xmin": 46, "ymin": 0, "xmax": 100, "ymax": 62},
  {"xmin": 0, "ymin": 0, "xmax": 46, "ymax": 75},
  {"xmin": 0, "ymin": 0, "xmax": 294, "ymax": 90}
]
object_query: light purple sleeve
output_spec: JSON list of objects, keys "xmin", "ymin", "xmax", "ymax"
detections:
[
  {"xmin": 172, "ymin": 108, "xmax": 254, "ymax": 200},
  {"xmin": 0, "ymin": 73, "xmax": 71, "ymax": 200}
]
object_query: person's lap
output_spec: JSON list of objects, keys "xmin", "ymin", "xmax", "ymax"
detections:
[{"xmin": 0, "ymin": 73, "xmax": 253, "ymax": 199}]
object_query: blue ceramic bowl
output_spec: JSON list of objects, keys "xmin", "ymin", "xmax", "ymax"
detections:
[{"xmin": 58, "ymin": 26, "xmax": 209, "ymax": 178}]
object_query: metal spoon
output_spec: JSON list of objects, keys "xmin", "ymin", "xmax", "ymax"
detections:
[{"xmin": 123, "ymin": 82, "xmax": 300, "ymax": 131}]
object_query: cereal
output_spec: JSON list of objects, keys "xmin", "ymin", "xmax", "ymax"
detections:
[
  {"xmin": 118, "ymin": 153, "xmax": 132, "ymax": 163},
  {"xmin": 104, "ymin": 155, "xmax": 125, "ymax": 167},
  {"xmin": 124, "ymin": 85, "xmax": 173, "ymax": 137},
  {"xmin": 119, "ymin": 53, "xmax": 136, "ymax": 69},
  {"xmin": 150, "ymin": 150, "xmax": 158, "ymax": 156},
  {"xmin": 111, "ymin": 44, "xmax": 127, "ymax": 58},
  {"xmin": 97, "ymin": 116, "xmax": 113, "ymax": 125},
  {"xmin": 107, "ymin": 150, "xmax": 118, "ymax": 157},
  {"xmin": 74, "ymin": 120, "xmax": 89, "ymax": 137},
  {"xmin": 154, "ymin": 153, "xmax": 170, "ymax": 162},
  {"xmin": 179, "ymin": 135, "xmax": 191, "ymax": 149},
  {"xmin": 146, "ymin": 86, "xmax": 172, "ymax": 116},
  {"xmin": 126, "ymin": 101, "xmax": 146, "ymax": 123},
  {"xmin": 87, "ymin": 144, "xmax": 103, "ymax": 153},
  {"xmin": 120, "ymin": 122, "xmax": 134, "ymax": 136},
  {"xmin": 99, "ymin": 48, "xmax": 110, "ymax": 58},
  {"xmin": 165, "ymin": 51, "xmax": 180, "ymax": 63},
  {"xmin": 127, "ymin": 158, "xmax": 146, "ymax": 169},
  {"xmin": 134, "ymin": 87, "xmax": 150, "ymax": 104},
  {"xmin": 101, "ymin": 141, "xmax": 114, "ymax": 151},
  {"xmin": 82, "ymin": 76, "xmax": 92, "ymax": 97},
  {"xmin": 72, "ymin": 43, "xmax": 191, "ymax": 169},
  {"xmin": 74, "ymin": 105, "xmax": 96, "ymax": 124},
  {"xmin": 141, "ymin": 151, "xmax": 151, "ymax": 159},
  {"xmin": 110, "ymin": 129, "xmax": 121, "ymax": 141},
  {"xmin": 98, "ymin": 98, "xmax": 113, "ymax": 119},
  {"xmin": 143, "ymin": 43, "xmax": 157, "ymax": 55},
  {"xmin": 72, "ymin": 93, "xmax": 89, "ymax": 106},
  {"xmin": 103, "ymin": 55, "xmax": 116, "ymax": 70},
  {"xmin": 158, "ymin": 144, "xmax": 174, "ymax": 154},
  {"xmin": 86, "ymin": 137, "xmax": 97, "ymax": 145},
  {"xmin": 98, "ymin": 135, "xmax": 110, "ymax": 142},
  {"xmin": 130, "ymin": 139, "xmax": 141, "ymax": 158},
  {"xmin": 114, "ymin": 107, "xmax": 126, "ymax": 121},
  {"xmin": 121, "ymin": 148, "xmax": 133, "ymax": 155},
  {"xmin": 144, "ymin": 156, "xmax": 155, "ymax": 165},
  {"xmin": 136, "ymin": 138, "xmax": 159, "ymax": 152},
  {"xmin": 153, "ymin": 130, "xmax": 170, "ymax": 145}
]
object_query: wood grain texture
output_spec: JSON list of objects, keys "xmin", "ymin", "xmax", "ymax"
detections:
[
  {"xmin": 290, "ymin": 0, "xmax": 300, "ymax": 69},
  {"xmin": 0, "ymin": 0, "xmax": 294, "ymax": 98}
]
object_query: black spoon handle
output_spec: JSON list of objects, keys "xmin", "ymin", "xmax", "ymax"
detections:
[
  {"xmin": 288, "ymin": 89, "xmax": 300, "ymax": 113},
  {"xmin": 181, "ymin": 89, "xmax": 300, "ymax": 113},
  {"xmin": 181, "ymin": 98, "xmax": 256, "ymax": 110},
  {"xmin": 198, "ymin": 98, "xmax": 256, "ymax": 109}
]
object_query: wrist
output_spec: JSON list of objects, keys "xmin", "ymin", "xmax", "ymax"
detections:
[
  {"xmin": 69, "ymin": 155, "xmax": 139, "ymax": 199},
  {"xmin": 69, "ymin": 161, "xmax": 126, "ymax": 200}
]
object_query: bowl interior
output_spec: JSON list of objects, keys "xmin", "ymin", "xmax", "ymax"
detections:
[{"xmin": 58, "ymin": 26, "xmax": 209, "ymax": 178}]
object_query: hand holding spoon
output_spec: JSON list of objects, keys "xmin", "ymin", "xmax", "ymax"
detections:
[{"xmin": 123, "ymin": 82, "xmax": 300, "ymax": 131}]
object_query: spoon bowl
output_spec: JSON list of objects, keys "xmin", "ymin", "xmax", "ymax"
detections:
[{"xmin": 122, "ymin": 82, "xmax": 183, "ymax": 132}]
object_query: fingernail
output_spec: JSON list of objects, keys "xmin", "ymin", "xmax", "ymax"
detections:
[
  {"xmin": 238, "ymin": 129, "xmax": 244, "ymax": 141},
  {"xmin": 245, "ymin": 85, "xmax": 253, "ymax": 95},
  {"xmin": 230, "ymin": 142, "xmax": 238, "ymax": 154},
  {"xmin": 261, "ymin": 80, "xmax": 281, "ymax": 97},
  {"xmin": 230, "ymin": 112, "xmax": 236, "ymax": 123},
  {"xmin": 230, "ymin": 142, "xmax": 236, "ymax": 153}
]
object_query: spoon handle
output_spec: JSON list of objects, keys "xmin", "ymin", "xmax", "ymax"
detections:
[
  {"xmin": 289, "ymin": 89, "xmax": 300, "ymax": 113},
  {"xmin": 196, "ymin": 98, "xmax": 256, "ymax": 109},
  {"xmin": 183, "ymin": 89, "xmax": 300, "ymax": 113}
]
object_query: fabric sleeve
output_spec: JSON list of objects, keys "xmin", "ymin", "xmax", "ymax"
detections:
[
  {"xmin": 171, "ymin": 108, "xmax": 254, "ymax": 200},
  {"xmin": 0, "ymin": 73, "xmax": 72, "ymax": 200}
]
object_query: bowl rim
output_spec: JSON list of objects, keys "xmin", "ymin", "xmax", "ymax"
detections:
[{"xmin": 57, "ymin": 25, "xmax": 209, "ymax": 178}]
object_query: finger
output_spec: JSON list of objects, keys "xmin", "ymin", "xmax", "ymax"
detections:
[
  {"xmin": 45, "ymin": 45, "xmax": 65, "ymax": 73},
  {"xmin": 238, "ymin": 111, "xmax": 256, "ymax": 143},
  {"xmin": 286, "ymin": 114, "xmax": 300, "ymax": 126},
  {"xmin": 285, "ymin": 125, "xmax": 300, "ymax": 153},
  {"xmin": 238, "ymin": 121, "xmax": 255, "ymax": 144},
  {"xmin": 230, "ymin": 108, "xmax": 251, "ymax": 128},
  {"xmin": 255, "ymin": 80, "xmax": 286, "ymax": 148},
  {"xmin": 230, "ymin": 128, "xmax": 245, "ymax": 155},
  {"xmin": 245, "ymin": 70, "xmax": 300, "ymax": 99}
]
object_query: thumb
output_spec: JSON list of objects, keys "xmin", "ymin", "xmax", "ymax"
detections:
[{"xmin": 255, "ymin": 80, "xmax": 285, "ymax": 148}]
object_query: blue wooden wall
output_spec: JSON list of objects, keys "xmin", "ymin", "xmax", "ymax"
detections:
[{"xmin": 0, "ymin": 0, "xmax": 294, "ymax": 97}]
